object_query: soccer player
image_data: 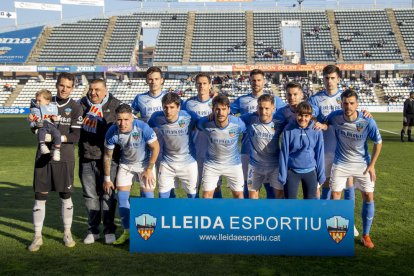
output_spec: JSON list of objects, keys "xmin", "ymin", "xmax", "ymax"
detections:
[
  {"xmin": 103, "ymin": 104, "xmax": 159, "ymax": 245},
  {"xmin": 198, "ymin": 95, "xmax": 246, "ymax": 199},
  {"xmin": 131, "ymin": 66, "xmax": 175, "ymax": 197},
  {"xmin": 309, "ymin": 65, "xmax": 345, "ymax": 201},
  {"xmin": 240, "ymin": 94, "xmax": 284, "ymax": 199},
  {"xmin": 131, "ymin": 66, "xmax": 167, "ymax": 122},
  {"xmin": 182, "ymin": 73, "xmax": 222, "ymax": 198},
  {"xmin": 401, "ymin": 91, "xmax": 414, "ymax": 142},
  {"xmin": 325, "ymin": 89, "xmax": 382, "ymax": 248},
  {"xmin": 78, "ymin": 79, "xmax": 121, "ymax": 245},
  {"xmin": 274, "ymin": 82, "xmax": 314, "ymax": 126},
  {"xmin": 231, "ymin": 69, "xmax": 286, "ymax": 198},
  {"xmin": 28, "ymin": 72, "xmax": 83, "ymax": 252},
  {"xmin": 278, "ymin": 102, "xmax": 325, "ymax": 199},
  {"xmin": 149, "ymin": 93, "xmax": 198, "ymax": 198}
]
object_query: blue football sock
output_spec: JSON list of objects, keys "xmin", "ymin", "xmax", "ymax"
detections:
[
  {"xmin": 169, "ymin": 188, "xmax": 176, "ymax": 198},
  {"xmin": 344, "ymin": 186, "xmax": 355, "ymax": 201},
  {"xmin": 187, "ymin": 193, "xmax": 196, "ymax": 198},
  {"xmin": 321, "ymin": 187, "xmax": 331, "ymax": 200},
  {"xmin": 213, "ymin": 189, "xmax": 222, "ymax": 199},
  {"xmin": 362, "ymin": 201, "xmax": 375, "ymax": 236},
  {"xmin": 141, "ymin": 191, "xmax": 154, "ymax": 198},
  {"xmin": 264, "ymin": 183, "xmax": 275, "ymax": 199},
  {"xmin": 118, "ymin": 191, "xmax": 130, "ymax": 229},
  {"xmin": 159, "ymin": 190, "xmax": 171, "ymax": 198},
  {"xmin": 243, "ymin": 181, "xmax": 249, "ymax": 199}
]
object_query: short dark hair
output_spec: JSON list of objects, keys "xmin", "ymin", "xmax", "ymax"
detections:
[
  {"xmin": 195, "ymin": 73, "xmax": 211, "ymax": 83},
  {"xmin": 56, "ymin": 72, "xmax": 75, "ymax": 88},
  {"xmin": 146, "ymin": 66, "xmax": 163, "ymax": 77},
  {"xmin": 115, "ymin": 104, "xmax": 133, "ymax": 114},
  {"xmin": 250, "ymin": 69, "xmax": 265, "ymax": 78},
  {"xmin": 296, "ymin": 102, "xmax": 313, "ymax": 115},
  {"xmin": 322, "ymin": 65, "xmax": 341, "ymax": 78},
  {"xmin": 341, "ymin": 89, "xmax": 359, "ymax": 101},
  {"xmin": 89, "ymin": 78, "xmax": 106, "ymax": 87},
  {"xmin": 285, "ymin": 82, "xmax": 303, "ymax": 91},
  {"xmin": 257, "ymin": 94, "xmax": 274, "ymax": 105},
  {"xmin": 162, "ymin": 92, "xmax": 181, "ymax": 107},
  {"xmin": 212, "ymin": 95, "xmax": 230, "ymax": 108}
]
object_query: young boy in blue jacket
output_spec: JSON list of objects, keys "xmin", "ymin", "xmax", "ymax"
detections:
[{"xmin": 278, "ymin": 102, "xmax": 325, "ymax": 199}]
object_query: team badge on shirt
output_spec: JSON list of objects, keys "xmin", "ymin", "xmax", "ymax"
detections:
[
  {"xmin": 326, "ymin": 216, "xmax": 349, "ymax": 244},
  {"xmin": 336, "ymin": 97, "xmax": 341, "ymax": 105},
  {"xmin": 132, "ymin": 132, "xmax": 141, "ymax": 140},
  {"xmin": 356, "ymin": 121, "xmax": 366, "ymax": 132},
  {"xmin": 64, "ymin": 108, "xmax": 72, "ymax": 116},
  {"xmin": 178, "ymin": 119, "xmax": 186, "ymax": 128},
  {"xmin": 228, "ymin": 127, "xmax": 238, "ymax": 138},
  {"xmin": 135, "ymin": 214, "xmax": 157, "ymax": 241}
]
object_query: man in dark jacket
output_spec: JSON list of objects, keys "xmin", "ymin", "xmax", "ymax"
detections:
[
  {"xmin": 79, "ymin": 78, "xmax": 121, "ymax": 244},
  {"xmin": 401, "ymin": 91, "xmax": 414, "ymax": 142}
]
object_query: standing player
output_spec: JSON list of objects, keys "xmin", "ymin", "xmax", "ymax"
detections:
[
  {"xmin": 182, "ymin": 73, "xmax": 222, "ymax": 198},
  {"xmin": 231, "ymin": 69, "xmax": 286, "ymax": 198},
  {"xmin": 28, "ymin": 73, "xmax": 83, "ymax": 252},
  {"xmin": 78, "ymin": 79, "xmax": 121, "ymax": 245},
  {"xmin": 326, "ymin": 90, "xmax": 382, "ymax": 248},
  {"xmin": 401, "ymin": 91, "xmax": 414, "ymax": 142},
  {"xmin": 198, "ymin": 95, "xmax": 246, "ymax": 198},
  {"xmin": 240, "ymin": 94, "xmax": 284, "ymax": 199},
  {"xmin": 103, "ymin": 104, "xmax": 159, "ymax": 245},
  {"xmin": 131, "ymin": 66, "xmax": 176, "ymax": 197},
  {"xmin": 149, "ymin": 93, "xmax": 198, "ymax": 198}
]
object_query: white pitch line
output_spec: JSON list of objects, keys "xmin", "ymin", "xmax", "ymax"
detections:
[{"xmin": 379, "ymin": 129, "xmax": 399, "ymax": 135}]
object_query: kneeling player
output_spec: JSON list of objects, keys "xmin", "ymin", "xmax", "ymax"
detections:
[{"xmin": 103, "ymin": 104, "xmax": 160, "ymax": 245}]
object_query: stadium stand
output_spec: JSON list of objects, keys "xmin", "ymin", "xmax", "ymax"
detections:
[
  {"xmin": 253, "ymin": 11, "xmax": 336, "ymax": 63},
  {"xmin": 102, "ymin": 15, "xmax": 141, "ymax": 64},
  {"xmin": 11, "ymin": 79, "xmax": 86, "ymax": 107},
  {"xmin": 0, "ymin": 79, "xmax": 19, "ymax": 107},
  {"xmin": 37, "ymin": 18, "xmax": 109, "ymax": 64},
  {"xmin": 381, "ymin": 77, "xmax": 414, "ymax": 105},
  {"xmin": 135, "ymin": 12, "xmax": 188, "ymax": 64},
  {"xmin": 394, "ymin": 9, "xmax": 414, "ymax": 60},
  {"xmin": 190, "ymin": 12, "xmax": 247, "ymax": 63},
  {"xmin": 335, "ymin": 10, "xmax": 403, "ymax": 61}
]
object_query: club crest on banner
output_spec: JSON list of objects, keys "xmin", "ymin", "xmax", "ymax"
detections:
[
  {"xmin": 135, "ymin": 214, "xmax": 157, "ymax": 241},
  {"xmin": 326, "ymin": 216, "xmax": 349, "ymax": 244}
]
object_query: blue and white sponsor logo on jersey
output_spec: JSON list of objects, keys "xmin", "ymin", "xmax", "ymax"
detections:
[{"xmin": 326, "ymin": 216, "xmax": 349, "ymax": 244}]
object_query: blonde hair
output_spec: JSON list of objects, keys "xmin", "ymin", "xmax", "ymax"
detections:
[{"xmin": 35, "ymin": 89, "xmax": 52, "ymax": 101}]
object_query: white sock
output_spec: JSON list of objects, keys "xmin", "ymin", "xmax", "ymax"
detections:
[
  {"xmin": 33, "ymin": 200, "xmax": 46, "ymax": 237},
  {"xmin": 61, "ymin": 198, "xmax": 73, "ymax": 232}
]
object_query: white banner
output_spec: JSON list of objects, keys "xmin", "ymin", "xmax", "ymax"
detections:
[
  {"xmin": 15, "ymin": 2, "xmax": 62, "ymax": 12},
  {"xmin": 0, "ymin": 11, "xmax": 17, "ymax": 19},
  {"xmin": 141, "ymin": 21, "xmax": 161, "ymax": 29},
  {"xmin": 281, "ymin": 20, "xmax": 301, "ymax": 27},
  {"xmin": 0, "ymin": 65, "xmax": 37, "ymax": 72},
  {"xmin": 60, "ymin": 0, "xmax": 104, "ymax": 7}
]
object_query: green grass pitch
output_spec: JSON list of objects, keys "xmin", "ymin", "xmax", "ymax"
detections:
[{"xmin": 0, "ymin": 113, "xmax": 413, "ymax": 275}]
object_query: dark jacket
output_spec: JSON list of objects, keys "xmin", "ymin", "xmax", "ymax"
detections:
[{"xmin": 79, "ymin": 93, "xmax": 121, "ymax": 160}]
